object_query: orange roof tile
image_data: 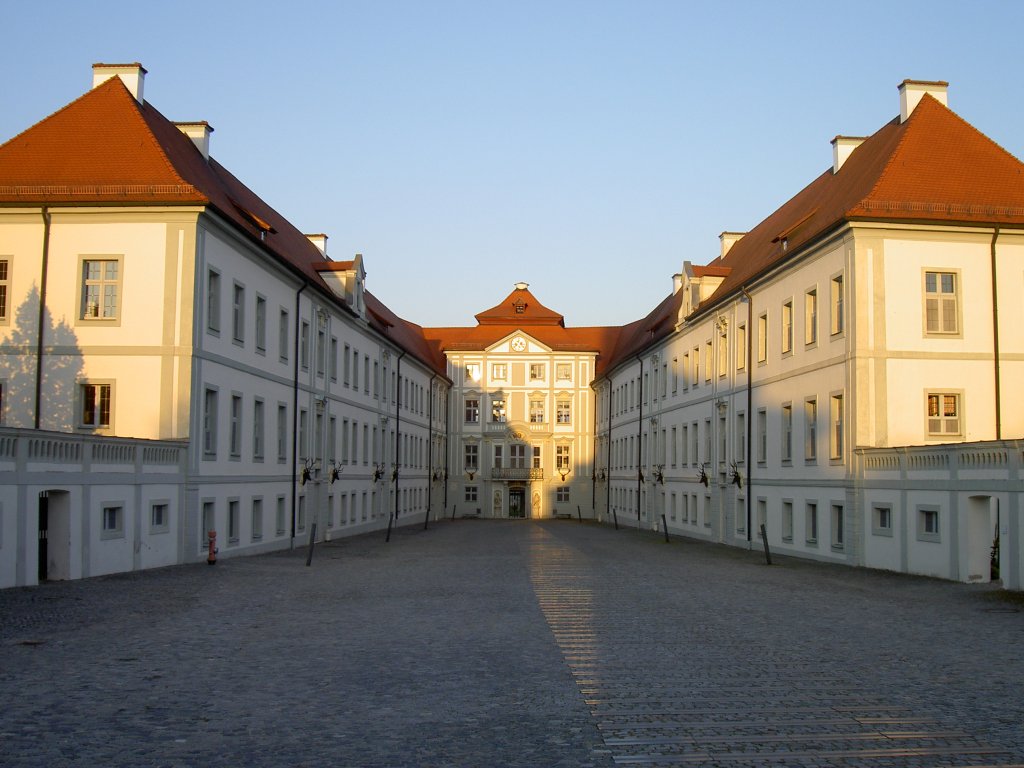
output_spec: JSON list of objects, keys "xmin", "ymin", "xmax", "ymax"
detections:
[{"xmin": 693, "ymin": 94, "xmax": 1024, "ymax": 317}]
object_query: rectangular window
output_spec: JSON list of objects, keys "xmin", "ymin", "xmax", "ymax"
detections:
[
  {"xmin": 831, "ymin": 504, "xmax": 844, "ymax": 550},
  {"xmin": 830, "ymin": 394, "xmax": 843, "ymax": 460},
  {"xmin": 300, "ymin": 321, "xmax": 310, "ymax": 370},
  {"xmin": 556, "ymin": 486, "xmax": 570, "ymax": 504},
  {"xmin": 253, "ymin": 398, "xmax": 265, "ymax": 460},
  {"xmin": 529, "ymin": 363, "xmax": 545, "ymax": 380},
  {"xmin": 781, "ymin": 300, "xmax": 793, "ymax": 354},
  {"xmin": 556, "ymin": 363, "xmax": 572, "ymax": 381},
  {"xmin": 277, "ymin": 404, "xmax": 287, "ymax": 462},
  {"xmin": 316, "ymin": 330, "xmax": 326, "ymax": 376},
  {"xmin": 529, "ymin": 399, "xmax": 545, "ymax": 423},
  {"xmin": 704, "ymin": 342, "xmax": 712, "ymax": 382},
  {"xmin": 330, "ymin": 338, "xmax": 338, "ymax": 381},
  {"xmin": 736, "ymin": 325, "xmax": 746, "ymax": 370},
  {"xmin": 671, "ymin": 427, "xmax": 678, "ymax": 467},
  {"xmin": 101, "ymin": 504, "xmax": 124, "ymax": 539},
  {"xmin": 532, "ymin": 445, "xmax": 542, "ymax": 469},
  {"xmin": 81, "ymin": 382, "xmax": 112, "ymax": 429},
  {"xmin": 230, "ymin": 395, "xmax": 242, "ymax": 458},
  {"xmin": 201, "ymin": 502, "xmax": 215, "ymax": 551},
  {"xmin": 918, "ymin": 506, "xmax": 940, "ymax": 542},
  {"xmin": 465, "ymin": 486, "xmax": 478, "ymax": 503},
  {"xmin": 925, "ymin": 271, "xmax": 958, "ymax": 334},
  {"xmin": 207, "ymin": 270, "xmax": 221, "ymax": 332},
  {"xmin": 717, "ymin": 333, "xmax": 728, "ymax": 377},
  {"xmin": 736, "ymin": 412, "xmax": 745, "ymax": 463},
  {"xmin": 255, "ymin": 295, "xmax": 267, "ymax": 352},
  {"xmin": 782, "ymin": 501, "xmax": 793, "ymax": 541},
  {"xmin": 297, "ymin": 496, "xmax": 306, "ymax": 532},
  {"xmin": 150, "ymin": 503, "xmax": 169, "ymax": 533},
  {"xmin": 298, "ymin": 409, "xmax": 308, "ymax": 460},
  {"xmin": 279, "ymin": 309, "xmax": 289, "ymax": 362},
  {"xmin": 493, "ymin": 444, "xmax": 503, "ymax": 469},
  {"xmin": 0, "ymin": 258, "xmax": 8, "ymax": 320},
  {"xmin": 781, "ymin": 404, "xmax": 792, "ymax": 462},
  {"xmin": 343, "ymin": 344, "xmax": 351, "ymax": 385},
  {"xmin": 491, "ymin": 363, "xmax": 507, "ymax": 380},
  {"xmin": 464, "ymin": 397, "xmax": 479, "ymax": 423},
  {"xmin": 830, "ymin": 275, "xmax": 844, "ymax": 335},
  {"xmin": 805, "ymin": 289, "xmax": 817, "ymax": 345},
  {"xmin": 81, "ymin": 258, "xmax": 121, "ymax": 320},
  {"xmin": 804, "ymin": 399, "xmax": 817, "ymax": 462},
  {"xmin": 556, "ymin": 444, "xmax": 571, "ymax": 472},
  {"xmin": 202, "ymin": 387, "xmax": 218, "ymax": 456},
  {"xmin": 556, "ymin": 400, "xmax": 571, "ymax": 424},
  {"xmin": 510, "ymin": 444, "xmax": 526, "ymax": 469},
  {"xmin": 251, "ymin": 498, "xmax": 263, "ymax": 540},
  {"xmin": 228, "ymin": 499, "xmax": 240, "ymax": 543},
  {"xmin": 352, "ymin": 348, "xmax": 359, "ymax": 389},
  {"xmin": 682, "ymin": 353, "xmax": 689, "ymax": 389},
  {"xmin": 927, "ymin": 392, "xmax": 961, "ymax": 436},
  {"xmin": 672, "ymin": 357, "xmax": 679, "ymax": 392},
  {"xmin": 276, "ymin": 496, "xmax": 286, "ymax": 535},
  {"xmin": 757, "ymin": 409, "xmax": 767, "ymax": 464},
  {"xmin": 805, "ymin": 502, "xmax": 818, "ymax": 544},
  {"xmin": 756, "ymin": 499, "xmax": 767, "ymax": 537},
  {"xmin": 491, "ymin": 397, "xmax": 506, "ymax": 423},
  {"xmin": 364, "ymin": 356, "xmax": 370, "ymax": 394},
  {"xmin": 873, "ymin": 504, "xmax": 893, "ymax": 537},
  {"xmin": 232, "ymin": 283, "xmax": 245, "ymax": 343},
  {"xmin": 757, "ymin": 314, "xmax": 768, "ymax": 363},
  {"xmin": 464, "ymin": 444, "xmax": 478, "ymax": 472}
]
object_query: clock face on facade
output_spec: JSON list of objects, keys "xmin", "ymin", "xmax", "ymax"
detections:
[{"xmin": 511, "ymin": 336, "xmax": 526, "ymax": 352}]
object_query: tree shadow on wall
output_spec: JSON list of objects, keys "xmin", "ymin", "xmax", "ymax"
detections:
[{"xmin": 0, "ymin": 286, "xmax": 84, "ymax": 432}]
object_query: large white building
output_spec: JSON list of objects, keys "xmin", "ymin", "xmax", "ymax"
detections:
[
  {"xmin": 0, "ymin": 67, "xmax": 1021, "ymax": 590},
  {"xmin": 0, "ymin": 64, "xmax": 450, "ymax": 587},
  {"xmin": 592, "ymin": 80, "xmax": 1024, "ymax": 589}
]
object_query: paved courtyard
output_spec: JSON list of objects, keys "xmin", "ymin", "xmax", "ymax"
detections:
[{"xmin": 1, "ymin": 520, "xmax": 1022, "ymax": 767}]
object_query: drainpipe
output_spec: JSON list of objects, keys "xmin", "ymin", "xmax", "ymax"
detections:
[
  {"xmin": 636, "ymin": 356, "xmax": 644, "ymax": 527},
  {"xmin": 289, "ymin": 283, "xmax": 308, "ymax": 545},
  {"xmin": 741, "ymin": 287, "xmax": 754, "ymax": 543},
  {"xmin": 393, "ymin": 350, "xmax": 406, "ymax": 527},
  {"xmin": 990, "ymin": 227, "xmax": 1002, "ymax": 440},
  {"xmin": 34, "ymin": 207, "xmax": 51, "ymax": 429},
  {"xmin": 426, "ymin": 372, "xmax": 437, "ymax": 522},
  {"xmin": 605, "ymin": 380, "xmax": 612, "ymax": 519}
]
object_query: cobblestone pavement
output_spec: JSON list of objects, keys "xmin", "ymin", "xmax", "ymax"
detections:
[{"xmin": 1, "ymin": 520, "xmax": 1022, "ymax": 767}]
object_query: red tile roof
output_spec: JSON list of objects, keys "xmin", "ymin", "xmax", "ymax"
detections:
[
  {"xmin": 693, "ymin": 94, "xmax": 1024, "ymax": 317},
  {"xmin": 0, "ymin": 75, "xmax": 447, "ymax": 377},
  {"xmin": 474, "ymin": 286, "xmax": 565, "ymax": 326}
]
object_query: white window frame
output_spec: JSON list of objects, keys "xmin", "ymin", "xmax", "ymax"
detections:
[
  {"xmin": 923, "ymin": 269, "xmax": 961, "ymax": 336},
  {"xmin": 805, "ymin": 288, "xmax": 817, "ymax": 346},
  {"xmin": 80, "ymin": 380, "xmax": 114, "ymax": 431},
  {"xmin": 100, "ymin": 503, "xmax": 125, "ymax": 540},
  {"xmin": 150, "ymin": 501, "xmax": 170, "ymax": 534},
  {"xmin": 917, "ymin": 505, "xmax": 941, "ymax": 542},
  {"xmin": 781, "ymin": 300, "xmax": 793, "ymax": 355},
  {"xmin": 926, "ymin": 391, "xmax": 962, "ymax": 437},
  {"xmin": 79, "ymin": 256, "xmax": 123, "ymax": 324},
  {"xmin": 830, "ymin": 273, "xmax": 844, "ymax": 336}
]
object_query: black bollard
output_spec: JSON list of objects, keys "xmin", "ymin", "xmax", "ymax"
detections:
[
  {"xmin": 305, "ymin": 523, "xmax": 317, "ymax": 566},
  {"xmin": 760, "ymin": 523, "xmax": 772, "ymax": 565},
  {"xmin": 661, "ymin": 514, "xmax": 670, "ymax": 543}
]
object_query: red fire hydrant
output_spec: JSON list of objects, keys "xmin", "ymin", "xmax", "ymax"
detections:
[{"xmin": 207, "ymin": 529, "xmax": 218, "ymax": 565}]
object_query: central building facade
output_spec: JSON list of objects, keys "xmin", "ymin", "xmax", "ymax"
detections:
[{"xmin": 424, "ymin": 283, "xmax": 617, "ymax": 519}]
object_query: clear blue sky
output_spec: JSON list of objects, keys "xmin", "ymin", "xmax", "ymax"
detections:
[{"xmin": 3, "ymin": 1, "xmax": 1023, "ymax": 327}]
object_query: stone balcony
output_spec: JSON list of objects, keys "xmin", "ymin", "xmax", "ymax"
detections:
[{"xmin": 491, "ymin": 467, "xmax": 544, "ymax": 481}]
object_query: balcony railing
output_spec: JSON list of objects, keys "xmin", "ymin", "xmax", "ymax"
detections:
[{"xmin": 491, "ymin": 467, "xmax": 544, "ymax": 481}]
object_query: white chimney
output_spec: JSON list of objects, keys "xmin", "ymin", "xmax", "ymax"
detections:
[
  {"xmin": 672, "ymin": 272, "xmax": 683, "ymax": 294},
  {"xmin": 719, "ymin": 232, "xmax": 745, "ymax": 258},
  {"xmin": 898, "ymin": 79, "xmax": 948, "ymax": 123},
  {"xmin": 831, "ymin": 135, "xmax": 866, "ymax": 173},
  {"xmin": 175, "ymin": 122, "xmax": 214, "ymax": 161},
  {"xmin": 92, "ymin": 62, "xmax": 147, "ymax": 103},
  {"xmin": 306, "ymin": 233, "xmax": 329, "ymax": 258}
]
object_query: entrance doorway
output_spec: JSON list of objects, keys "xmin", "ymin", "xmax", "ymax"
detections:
[
  {"xmin": 509, "ymin": 488, "xmax": 526, "ymax": 519},
  {"xmin": 38, "ymin": 491, "xmax": 71, "ymax": 582},
  {"xmin": 966, "ymin": 496, "xmax": 997, "ymax": 583}
]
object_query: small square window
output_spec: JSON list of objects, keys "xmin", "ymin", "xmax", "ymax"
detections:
[
  {"xmin": 556, "ymin": 363, "xmax": 572, "ymax": 381},
  {"xmin": 465, "ymin": 485, "xmax": 478, "ymax": 503},
  {"xmin": 529, "ymin": 363, "xmax": 545, "ymax": 380},
  {"xmin": 872, "ymin": 504, "xmax": 893, "ymax": 537},
  {"xmin": 101, "ymin": 504, "xmax": 124, "ymax": 539},
  {"xmin": 81, "ymin": 382, "xmax": 112, "ymax": 430},
  {"xmin": 150, "ymin": 503, "xmax": 169, "ymax": 534},
  {"xmin": 917, "ymin": 506, "xmax": 940, "ymax": 542}
]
